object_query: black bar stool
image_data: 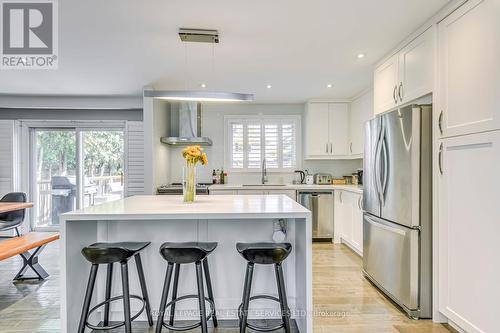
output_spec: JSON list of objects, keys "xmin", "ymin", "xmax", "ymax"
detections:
[
  {"xmin": 78, "ymin": 242, "xmax": 153, "ymax": 333},
  {"xmin": 156, "ymin": 242, "xmax": 218, "ymax": 333},
  {"xmin": 236, "ymin": 242, "xmax": 293, "ymax": 333}
]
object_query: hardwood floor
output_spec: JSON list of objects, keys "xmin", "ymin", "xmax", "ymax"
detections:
[
  {"xmin": 0, "ymin": 240, "xmax": 456, "ymax": 332},
  {"xmin": 313, "ymin": 243, "xmax": 456, "ymax": 333}
]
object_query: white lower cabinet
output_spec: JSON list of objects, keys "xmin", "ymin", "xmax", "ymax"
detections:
[
  {"xmin": 438, "ymin": 130, "xmax": 500, "ymax": 333},
  {"xmin": 334, "ymin": 190, "xmax": 363, "ymax": 255}
]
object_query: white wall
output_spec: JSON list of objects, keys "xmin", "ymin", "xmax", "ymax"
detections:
[
  {"xmin": 168, "ymin": 103, "xmax": 362, "ymax": 184},
  {"xmin": 143, "ymin": 98, "xmax": 172, "ymax": 193}
]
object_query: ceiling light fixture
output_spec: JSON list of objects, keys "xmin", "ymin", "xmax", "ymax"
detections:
[
  {"xmin": 327, "ymin": 84, "xmax": 333, "ymax": 88},
  {"xmin": 144, "ymin": 90, "xmax": 253, "ymax": 102},
  {"xmin": 266, "ymin": 84, "xmax": 272, "ymax": 89},
  {"xmin": 357, "ymin": 53, "xmax": 366, "ymax": 59},
  {"xmin": 148, "ymin": 29, "xmax": 253, "ymax": 102}
]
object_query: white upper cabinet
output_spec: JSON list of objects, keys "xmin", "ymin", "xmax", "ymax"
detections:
[
  {"xmin": 438, "ymin": 130, "xmax": 500, "ymax": 333},
  {"xmin": 349, "ymin": 90, "xmax": 373, "ymax": 156},
  {"xmin": 328, "ymin": 103, "xmax": 349, "ymax": 156},
  {"xmin": 399, "ymin": 28, "xmax": 434, "ymax": 103},
  {"xmin": 374, "ymin": 54, "xmax": 399, "ymax": 115},
  {"xmin": 305, "ymin": 103, "xmax": 330, "ymax": 157},
  {"xmin": 374, "ymin": 28, "xmax": 434, "ymax": 115},
  {"xmin": 305, "ymin": 102, "xmax": 350, "ymax": 159},
  {"xmin": 438, "ymin": 0, "xmax": 500, "ymax": 138}
]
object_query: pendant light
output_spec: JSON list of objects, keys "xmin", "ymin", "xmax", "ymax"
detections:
[{"xmin": 146, "ymin": 29, "xmax": 254, "ymax": 102}]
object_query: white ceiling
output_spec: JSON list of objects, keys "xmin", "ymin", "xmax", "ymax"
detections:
[{"xmin": 0, "ymin": 0, "xmax": 449, "ymax": 103}]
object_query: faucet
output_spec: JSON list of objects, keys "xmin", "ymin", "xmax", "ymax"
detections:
[{"xmin": 261, "ymin": 158, "xmax": 268, "ymax": 184}]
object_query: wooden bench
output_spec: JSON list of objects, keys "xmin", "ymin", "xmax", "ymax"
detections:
[{"xmin": 0, "ymin": 232, "xmax": 59, "ymax": 281}]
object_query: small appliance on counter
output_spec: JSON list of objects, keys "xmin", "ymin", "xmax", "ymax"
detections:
[
  {"xmin": 357, "ymin": 168, "xmax": 363, "ymax": 185},
  {"xmin": 314, "ymin": 173, "xmax": 332, "ymax": 185},
  {"xmin": 293, "ymin": 170, "xmax": 306, "ymax": 184},
  {"xmin": 305, "ymin": 170, "xmax": 314, "ymax": 185},
  {"xmin": 352, "ymin": 173, "xmax": 359, "ymax": 185}
]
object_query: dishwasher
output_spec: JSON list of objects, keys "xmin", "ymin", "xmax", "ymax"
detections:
[{"xmin": 298, "ymin": 191, "xmax": 334, "ymax": 241}]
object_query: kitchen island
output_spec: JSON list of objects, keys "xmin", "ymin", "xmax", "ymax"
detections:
[{"xmin": 60, "ymin": 195, "xmax": 312, "ymax": 333}]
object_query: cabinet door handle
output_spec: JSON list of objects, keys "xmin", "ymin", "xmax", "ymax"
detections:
[
  {"xmin": 438, "ymin": 143, "xmax": 444, "ymax": 175},
  {"xmin": 350, "ymin": 142, "xmax": 353, "ymax": 154},
  {"xmin": 330, "ymin": 143, "xmax": 333, "ymax": 154},
  {"xmin": 339, "ymin": 191, "xmax": 343, "ymax": 203},
  {"xmin": 438, "ymin": 111, "xmax": 444, "ymax": 135},
  {"xmin": 393, "ymin": 85, "xmax": 398, "ymax": 104},
  {"xmin": 326, "ymin": 143, "xmax": 329, "ymax": 153},
  {"xmin": 398, "ymin": 82, "xmax": 403, "ymax": 102}
]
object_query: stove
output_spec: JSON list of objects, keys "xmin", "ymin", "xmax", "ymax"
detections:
[{"xmin": 157, "ymin": 183, "xmax": 210, "ymax": 195}]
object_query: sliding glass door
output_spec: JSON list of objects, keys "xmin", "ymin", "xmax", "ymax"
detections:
[
  {"xmin": 34, "ymin": 129, "xmax": 77, "ymax": 228},
  {"xmin": 81, "ymin": 131, "xmax": 124, "ymax": 208},
  {"xmin": 32, "ymin": 127, "xmax": 124, "ymax": 230}
]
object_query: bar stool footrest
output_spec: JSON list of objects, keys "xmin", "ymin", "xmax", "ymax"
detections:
[
  {"xmin": 86, "ymin": 294, "xmax": 145, "ymax": 331},
  {"xmin": 161, "ymin": 294, "xmax": 215, "ymax": 331},
  {"xmin": 238, "ymin": 295, "xmax": 290, "ymax": 332}
]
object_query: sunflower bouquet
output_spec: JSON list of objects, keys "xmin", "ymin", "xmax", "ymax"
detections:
[{"xmin": 182, "ymin": 145, "xmax": 208, "ymax": 202}]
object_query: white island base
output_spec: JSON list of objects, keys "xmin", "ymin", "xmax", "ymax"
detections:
[{"xmin": 60, "ymin": 195, "xmax": 312, "ymax": 332}]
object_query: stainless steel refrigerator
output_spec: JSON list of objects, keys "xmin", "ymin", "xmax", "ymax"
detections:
[{"xmin": 362, "ymin": 104, "xmax": 432, "ymax": 318}]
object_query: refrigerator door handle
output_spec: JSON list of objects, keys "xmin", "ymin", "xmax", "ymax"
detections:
[
  {"xmin": 381, "ymin": 134, "xmax": 389, "ymax": 198},
  {"xmin": 374, "ymin": 120, "xmax": 385, "ymax": 206}
]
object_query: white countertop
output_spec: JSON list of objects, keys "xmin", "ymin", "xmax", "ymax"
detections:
[
  {"xmin": 61, "ymin": 194, "xmax": 311, "ymax": 221},
  {"xmin": 208, "ymin": 183, "xmax": 363, "ymax": 194}
]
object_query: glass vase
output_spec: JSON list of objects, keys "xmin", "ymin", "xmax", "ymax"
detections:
[{"xmin": 183, "ymin": 162, "xmax": 196, "ymax": 203}]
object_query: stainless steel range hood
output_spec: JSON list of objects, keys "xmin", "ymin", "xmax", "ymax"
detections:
[{"xmin": 160, "ymin": 102, "xmax": 213, "ymax": 146}]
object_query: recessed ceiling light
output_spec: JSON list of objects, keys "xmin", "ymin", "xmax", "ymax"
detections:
[
  {"xmin": 266, "ymin": 84, "xmax": 272, "ymax": 89},
  {"xmin": 327, "ymin": 84, "xmax": 333, "ymax": 88},
  {"xmin": 200, "ymin": 83, "xmax": 207, "ymax": 88},
  {"xmin": 357, "ymin": 53, "xmax": 366, "ymax": 59}
]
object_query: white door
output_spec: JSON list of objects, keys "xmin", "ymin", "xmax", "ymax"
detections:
[
  {"xmin": 350, "ymin": 91, "xmax": 373, "ymax": 156},
  {"xmin": 399, "ymin": 28, "xmax": 434, "ymax": 103},
  {"xmin": 438, "ymin": 130, "xmax": 500, "ymax": 333},
  {"xmin": 305, "ymin": 103, "xmax": 330, "ymax": 157},
  {"xmin": 351, "ymin": 193, "xmax": 363, "ymax": 254},
  {"xmin": 374, "ymin": 54, "xmax": 399, "ymax": 115},
  {"xmin": 438, "ymin": 0, "xmax": 500, "ymax": 137},
  {"xmin": 328, "ymin": 103, "xmax": 349, "ymax": 156}
]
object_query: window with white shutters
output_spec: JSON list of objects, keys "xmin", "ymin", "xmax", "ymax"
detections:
[{"xmin": 226, "ymin": 116, "xmax": 300, "ymax": 171}]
